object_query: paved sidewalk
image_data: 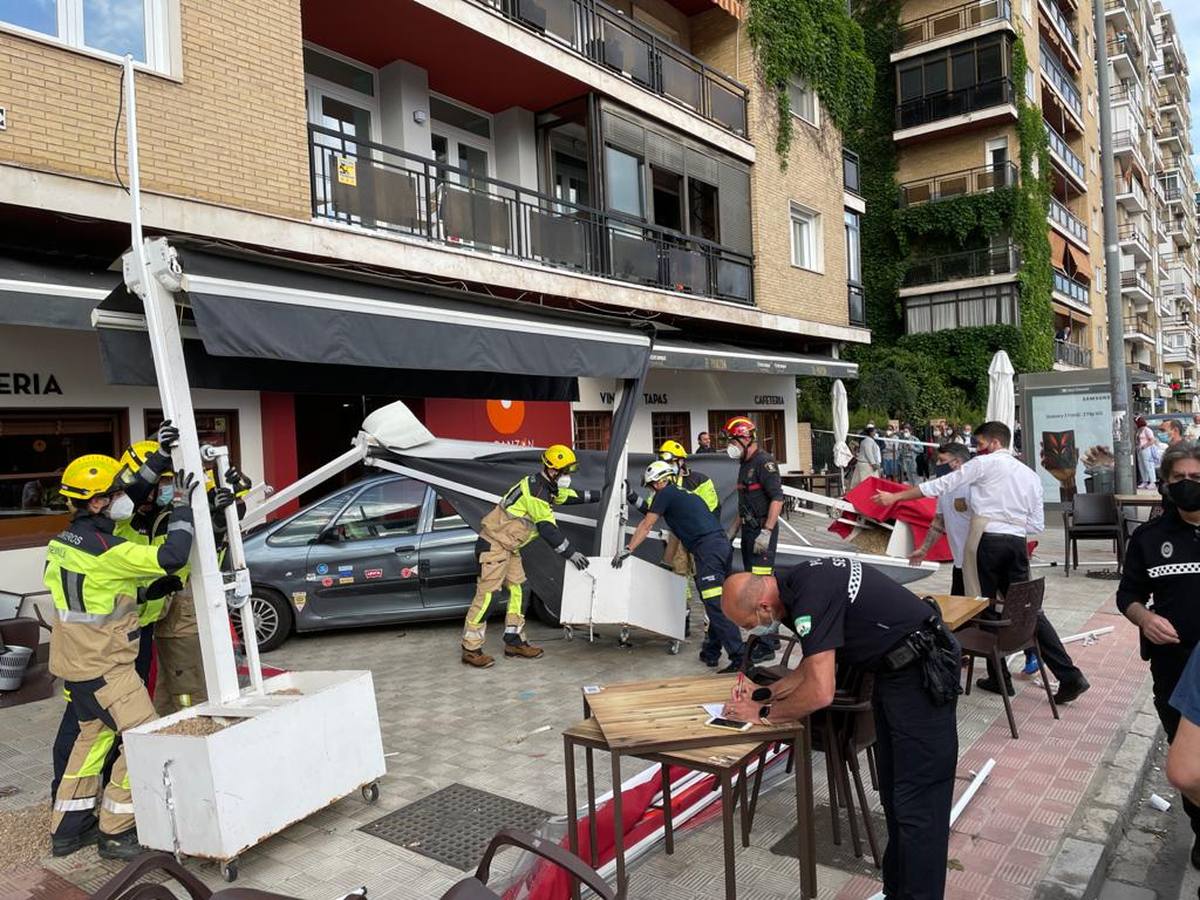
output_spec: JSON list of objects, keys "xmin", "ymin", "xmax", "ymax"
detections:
[{"xmin": 0, "ymin": 522, "xmax": 1157, "ymax": 900}]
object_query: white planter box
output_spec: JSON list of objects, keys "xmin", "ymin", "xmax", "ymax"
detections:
[
  {"xmin": 125, "ymin": 669, "xmax": 385, "ymax": 862},
  {"xmin": 560, "ymin": 556, "xmax": 687, "ymax": 641}
]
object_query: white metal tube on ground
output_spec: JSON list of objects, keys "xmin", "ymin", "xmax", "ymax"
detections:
[
  {"xmin": 1005, "ymin": 626, "xmax": 1114, "ymax": 666},
  {"xmin": 865, "ymin": 758, "xmax": 995, "ymax": 900}
]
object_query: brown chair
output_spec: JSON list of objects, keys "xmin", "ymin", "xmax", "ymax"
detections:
[
  {"xmin": 1062, "ymin": 493, "xmax": 1124, "ymax": 576},
  {"xmin": 956, "ymin": 579, "xmax": 1059, "ymax": 739},
  {"xmin": 743, "ymin": 637, "xmax": 880, "ymax": 868},
  {"xmin": 440, "ymin": 827, "xmax": 618, "ymax": 899}
]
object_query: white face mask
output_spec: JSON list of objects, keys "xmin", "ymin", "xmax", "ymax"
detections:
[
  {"xmin": 556, "ymin": 474, "xmax": 572, "ymax": 490},
  {"xmin": 726, "ymin": 443, "xmax": 743, "ymax": 460},
  {"xmin": 106, "ymin": 494, "xmax": 135, "ymax": 522}
]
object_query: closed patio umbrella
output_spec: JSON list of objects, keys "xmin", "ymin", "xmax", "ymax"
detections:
[
  {"xmin": 832, "ymin": 379, "xmax": 851, "ymax": 492},
  {"xmin": 986, "ymin": 350, "xmax": 1016, "ymax": 433}
]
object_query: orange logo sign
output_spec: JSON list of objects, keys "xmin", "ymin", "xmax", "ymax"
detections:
[{"xmin": 486, "ymin": 399, "xmax": 526, "ymax": 435}]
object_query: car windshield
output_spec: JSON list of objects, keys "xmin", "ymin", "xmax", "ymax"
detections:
[{"xmin": 267, "ymin": 491, "xmax": 353, "ymax": 548}]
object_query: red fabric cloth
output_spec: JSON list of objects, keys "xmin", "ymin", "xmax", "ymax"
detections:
[{"xmin": 829, "ymin": 476, "xmax": 954, "ymax": 563}]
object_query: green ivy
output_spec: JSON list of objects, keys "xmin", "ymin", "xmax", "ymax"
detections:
[
  {"xmin": 896, "ymin": 325, "xmax": 1025, "ymax": 408},
  {"xmin": 894, "ymin": 189, "xmax": 1016, "ymax": 249},
  {"xmin": 746, "ymin": 0, "xmax": 875, "ymax": 163},
  {"xmin": 1010, "ymin": 35, "xmax": 1055, "ymax": 373}
]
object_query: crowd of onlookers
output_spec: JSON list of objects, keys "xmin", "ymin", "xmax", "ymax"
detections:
[
  {"xmin": 1135, "ymin": 413, "xmax": 1200, "ymax": 488},
  {"xmin": 846, "ymin": 420, "xmax": 1024, "ymax": 487}
]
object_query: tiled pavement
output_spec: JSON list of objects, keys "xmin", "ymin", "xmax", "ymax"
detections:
[{"xmin": 0, "ymin": 523, "xmax": 1153, "ymax": 900}]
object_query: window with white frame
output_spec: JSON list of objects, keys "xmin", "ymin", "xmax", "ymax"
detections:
[
  {"xmin": 790, "ymin": 204, "xmax": 822, "ymax": 271},
  {"xmin": 0, "ymin": 0, "xmax": 178, "ymax": 75},
  {"xmin": 787, "ymin": 77, "xmax": 819, "ymax": 127}
]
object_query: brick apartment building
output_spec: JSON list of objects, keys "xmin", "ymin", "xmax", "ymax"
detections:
[{"xmin": 0, "ymin": 0, "xmax": 867, "ymax": 585}]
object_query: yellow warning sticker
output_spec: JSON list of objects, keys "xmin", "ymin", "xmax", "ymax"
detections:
[{"xmin": 336, "ymin": 156, "xmax": 357, "ymax": 186}]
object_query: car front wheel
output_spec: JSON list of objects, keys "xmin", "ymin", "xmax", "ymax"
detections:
[{"xmin": 234, "ymin": 588, "xmax": 294, "ymax": 652}]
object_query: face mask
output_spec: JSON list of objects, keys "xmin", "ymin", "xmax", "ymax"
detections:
[
  {"xmin": 556, "ymin": 474, "xmax": 572, "ymax": 490},
  {"xmin": 934, "ymin": 463, "xmax": 953, "ymax": 477},
  {"xmin": 1157, "ymin": 432, "xmax": 1170, "ymax": 443},
  {"xmin": 1165, "ymin": 479, "xmax": 1200, "ymax": 512},
  {"xmin": 156, "ymin": 484, "xmax": 175, "ymax": 507},
  {"xmin": 726, "ymin": 443, "xmax": 743, "ymax": 460},
  {"xmin": 106, "ymin": 494, "xmax": 135, "ymax": 521}
]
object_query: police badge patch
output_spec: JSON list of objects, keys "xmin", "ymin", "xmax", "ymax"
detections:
[
  {"xmin": 794, "ymin": 615, "xmax": 812, "ymax": 637},
  {"xmin": 1161, "ymin": 541, "xmax": 1174, "ymax": 559}
]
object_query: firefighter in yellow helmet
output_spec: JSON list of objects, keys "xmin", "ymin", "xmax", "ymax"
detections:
[
  {"xmin": 44, "ymin": 451, "xmax": 197, "ymax": 860},
  {"xmin": 461, "ymin": 444, "xmax": 594, "ymax": 668},
  {"xmin": 151, "ymin": 464, "xmax": 252, "ymax": 714}
]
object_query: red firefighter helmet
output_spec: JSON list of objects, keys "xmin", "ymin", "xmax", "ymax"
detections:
[{"xmin": 723, "ymin": 416, "xmax": 756, "ymax": 441}]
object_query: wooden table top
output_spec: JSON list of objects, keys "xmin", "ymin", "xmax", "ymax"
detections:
[
  {"xmin": 927, "ymin": 594, "xmax": 991, "ymax": 630},
  {"xmin": 1115, "ymin": 493, "xmax": 1162, "ymax": 507},
  {"xmin": 584, "ymin": 674, "xmax": 805, "ymax": 753},
  {"xmin": 564, "ymin": 717, "xmax": 766, "ymax": 768}
]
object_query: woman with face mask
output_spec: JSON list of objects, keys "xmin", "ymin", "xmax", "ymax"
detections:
[
  {"xmin": 1117, "ymin": 442, "xmax": 1200, "ymax": 867},
  {"xmin": 1135, "ymin": 416, "xmax": 1157, "ymax": 489}
]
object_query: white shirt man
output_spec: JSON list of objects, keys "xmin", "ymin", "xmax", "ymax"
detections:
[
  {"xmin": 877, "ymin": 422, "xmax": 1088, "ymax": 703},
  {"xmin": 1187, "ymin": 415, "xmax": 1200, "ymax": 442},
  {"xmin": 909, "ymin": 444, "xmax": 972, "ymax": 594}
]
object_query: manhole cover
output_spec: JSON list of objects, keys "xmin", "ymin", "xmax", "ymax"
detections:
[
  {"xmin": 769, "ymin": 804, "xmax": 885, "ymax": 878},
  {"xmin": 360, "ymin": 783, "xmax": 550, "ymax": 870}
]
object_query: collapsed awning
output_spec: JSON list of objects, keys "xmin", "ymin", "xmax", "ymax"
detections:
[
  {"xmin": 0, "ymin": 256, "xmax": 117, "ymax": 330},
  {"xmin": 651, "ymin": 341, "xmax": 858, "ymax": 378},
  {"xmin": 93, "ymin": 247, "xmax": 654, "ymax": 400}
]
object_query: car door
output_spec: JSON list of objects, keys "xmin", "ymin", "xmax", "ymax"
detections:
[
  {"xmin": 417, "ymin": 487, "xmax": 481, "ymax": 612},
  {"xmin": 303, "ymin": 477, "xmax": 425, "ymax": 623}
]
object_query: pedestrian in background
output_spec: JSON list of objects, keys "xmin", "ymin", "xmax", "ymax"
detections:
[
  {"xmin": 852, "ymin": 425, "xmax": 882, "ymax": 487},
  {"xmin": 1162, "ymin": 419, "xmax": 1186, "ymax": 447},
  {"xmin": 1186, "ymin": 414, "xmax": 1200, "ymax": 443},
  {"xmin": 1135, "ymin": 416, "xmax": 1157, "ymax": 489},
  {"xmin": 882, "ymin": 424, "xmax": 898, "ymax": 479},
  {"xmin": 898, "ymin": 424, "xmax": 919, "ymax": 484},
  {"xmin": 696, "ymin": 431, "xmax": 718, "ymax": 454}
]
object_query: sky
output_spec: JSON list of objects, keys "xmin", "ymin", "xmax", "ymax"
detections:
[{"xmin": 1176, "ymin": 3, "xmax": 1200, "ymax": 176}]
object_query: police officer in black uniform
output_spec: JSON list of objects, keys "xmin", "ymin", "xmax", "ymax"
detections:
[
  {"xmin": 722, "ymin": 565, "xmax": 961, "ymax": 900},
  {"xmin": 1117, "ymin": 441, "xmax": 1200, "ymax": 867},
  {"xmin": 724, "ymin": 416, "xmax": 785, "ymax": 662}
]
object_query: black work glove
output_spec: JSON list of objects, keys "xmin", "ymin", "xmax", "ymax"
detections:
[
  {"xmin": 144, "ymin": 574, "xmax": 183, "ymax": 601},
  {"xmin": 172, "ymin": 470, "xmax": 198, "ymax": 508},
  {"xmin": 567, "ymin": 550, "xmax": 590, "ymax": 571},
  {"xmin": 225, "ymin": 465, "xmax": 252, "ymax": 496},
  {"xmin": 611, "ymin": 548, "xmax": 632, "ymax": 569},
  {"xmin": 156, "ymin": 419, "xmax": 180, "ymax": 453},
  {"xmin": 210, "ymin": 486, "xmax": 235, "ymax": 514}
]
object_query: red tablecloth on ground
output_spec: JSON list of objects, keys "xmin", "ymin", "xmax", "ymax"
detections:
[{"xmin": 829, "ymin": 476, "xmax": 954, "ymax": 563}]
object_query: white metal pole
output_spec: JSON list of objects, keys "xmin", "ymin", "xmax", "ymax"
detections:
[
  {"xmin": 239, "ymin": 441, "xmax": 368, "ymax": 529},
  {"xmin": 211, "ymin": 449, "xmax": 263, "ymax": 695},
  {"xmin": 122, "ymin": 56, "xmax": 240, "ymax": 704}
]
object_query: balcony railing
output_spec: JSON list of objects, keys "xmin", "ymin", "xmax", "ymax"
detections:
[
  {"xmin": 1121, "ymin": 270, "xmax": 1152, "ymax": 296},
  {"xmin": 1054, "ymin": 341, "xmax": 1093, "ymax": 367},
  {"xmin": 1124, "ymin": 314, "xmax": 1154, "ymax": 337},
  {"xmin": 1163, "ymin": 183, "xmax": 1184, "ymax": 202},
  {"xmin": 1112, "ymin": 129, "xmax": 1142, "ymax": 155},
  {"xmin": 896, "ymin": 0, "xmax": 1013, "ymax": 50},
  {"xmin": 1040, "ymin": 38, "xmax": 1083, "ymax": 118},
  {"xmin": 1039, "ymin": 0, "xmax": 1077, "ymax": 53},
  {"xmin": 307, "ymin": 123, "xmax": 754, "ymax": 304},
  {"xmin": 903, "ymin": 244, "xmax": 1019, "ymax": 287},
  {"xmin": 843, "ymin": 150, "xmax": 861, "ymax": 196},
  {"xmin": 1111, "ymin": 82, "xmax": 1142, "ymax": 105},
  {"xmin": 1115, "ymin": 175, "xmax": 1148, "ymax": 207},
  {"xmin": 1107, "ymin": 32, "xmax": 1141, "ymax": 63},
  {"xmin": 481, "ymin": 0, "xmax": 748, "ymax": 134},
  {"xmin": 896, "ymin": 78, "xmax": 1014, "ymax": 130},
  {"xmin": 1049, "ymin": 197, "xmax": 1088, "ymax": 243},
  {"xmin": 1044, "ymin": 122, "xmax": 1086, "ymax": 181},
  {"xmin": 898, "ymin": 161, "xmax": 1018, "ymax": 206},
  {"xmin": 1131, "ymin": 360, "xmax": 1157, "ymax": 374},
  {"xmin": 1118, "ymin": 222, "xmax": 1150, "ymax": 255},
  {"xmin": 1053, "ymin": 270, "xmax": 1090, "ymax": 306},
  {"xmin": 848, "ymin": 283, "xmax": 866, "ymax": 326}
]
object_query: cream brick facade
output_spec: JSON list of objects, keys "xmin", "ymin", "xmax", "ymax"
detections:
[
  {"xmin": 692, "ymin": 10, "xmax": 855, "ymax": 329},
  {"xmin": 0, "ymin": 0, "xmax": 310, "ymax": 219}
]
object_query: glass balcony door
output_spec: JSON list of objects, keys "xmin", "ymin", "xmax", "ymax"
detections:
[{"xmin": 306, "ymin": 75, "xmax": 381, "ymax": 226}]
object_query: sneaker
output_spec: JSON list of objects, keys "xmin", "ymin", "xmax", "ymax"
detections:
[
  {"xmin": 98, "ymin": 828, "xmax": 145, "ymax": 861},
  {"xmin": 975, "ymin": 677, "xmax": 1015, "ymax": 697},
  {"xmin": 503, "ymin": 642, "xmax": 544, "ymax": 659},
  {"xmin": 1053, "ymin": 676, "xmax": 1090, "ymax": 704},
  {"xmin": 461, "ymin": 649, "xmax": 495, "ymax": 668},
  {"xmin": 1022, "ymin": 654, "xmax": 1040, "ymax": 676},
  {"xmin": 51, "ymin": 821, "xmax": 99, "ymax": 858}
]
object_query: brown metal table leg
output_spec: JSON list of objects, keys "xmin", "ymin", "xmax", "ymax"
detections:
[
  {"xmin": 564, "ymin": 734, "xmax": 581, "ymax": 900},
  {"xmin": 586, "ymin": 747, "xmax": 598, "ymax": 866},
  {"xmin": 746, "ymin": 746, "xmax": 768, "ymax": 834},
  {"xmin": 720, "ymin": 769, "xmax": 737, "ymax": 900},
  {"xmin": 795, "ymin": 722, "xmax": 817, "ymax": 899},
  {"xmin": 611, "ymin": 751, "xmax": 626, "ymax": 898},
  {"xmin": 738, "ymin": 763, "xmax": 750, "ymax": 848},
  {"xmin": 661, "ymin": 763, "xmax": 675, "ymax": 855}
]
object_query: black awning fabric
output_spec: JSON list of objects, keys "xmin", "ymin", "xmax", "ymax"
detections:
[
  {"xmin": 0, "ymin": 256, "xmax": 120, "ymax": 330},
  {"xmin": 175, "ymin": 249, "xmax": 653, "ymax": 380},
  {"xmin": 651, "ymin": 341, "xmax": 859, "ymax": 378},
  {"xmin": 97, "ymin": 328, "xmax": 579, "ymax": 400}
]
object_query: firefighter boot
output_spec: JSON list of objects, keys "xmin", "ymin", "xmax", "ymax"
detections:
[
  {"xmin": 461, "ymin": 648, "xmax": 495, "ymax": 668},
  {"xmin": 98, "ymin": 829, "xmax": 145, "ymax": 861},
  {"xmin": 51, "ymin": 821, "xmax": 99, "ymax": 858},
  {"xmin": 503, "ymin": 635, "xmax": 544, "ymax": 659}
]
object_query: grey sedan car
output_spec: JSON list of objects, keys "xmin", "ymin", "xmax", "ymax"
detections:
[{"xmin": 242, "ymin": 474, "xmax": 497, "ymax": 651}]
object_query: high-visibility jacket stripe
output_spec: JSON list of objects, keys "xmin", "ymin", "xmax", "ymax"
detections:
[
  {"xmin": 75, "ymin": 729, "xmax": 117, "ymax": 779},
  {"xmin": 102, "ymin": 797, "xmax": 135, "ymax": 815},
  {"xmin": 54, "ymin": 796, "xmax": 97, "ymax": 812},
  {"xmin": 700, "ymin": 585, "xmax": 724, "ymax": 599}
]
